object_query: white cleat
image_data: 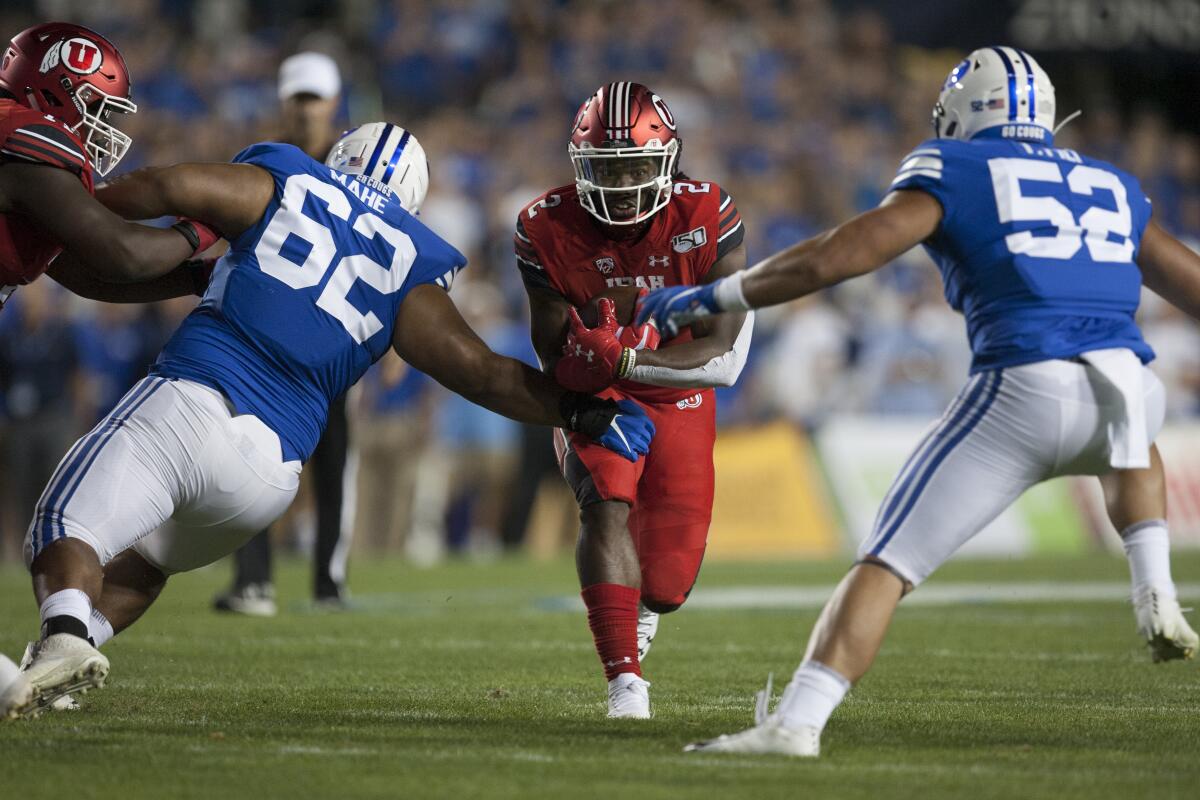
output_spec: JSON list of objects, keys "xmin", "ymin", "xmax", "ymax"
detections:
[
  {"xmin": 19, "ymin": 643, "xmax": 80, "ymax": 712},
  {"xmin": 1134, "ymin": 587, "xmax": 1198, "ymax": 663},
  {"xmin": 607, "ymin": 673, "xmax": 652, "ymax": 719},
  {"xmin": 637, "ymin": 604, "xmax": 659, "ymax": 662},
  {"xmin": 17, "ymin": 634, "xmax": 109, "ymax": 718},
  {"xmin": 684, "ymin": 719, "xmax": 821, "ymax": 757},
  {"xmin": 1, "ymin": 654, "xmax": 34, "ymax": 721},
  {"xmin": 685, "ymin": 672, "xmax": 820, "ymax": 757}
]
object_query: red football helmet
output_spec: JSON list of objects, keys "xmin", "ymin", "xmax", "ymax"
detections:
[
  {"xmin": 569, "ymin": 82, "xmax": 680, "ymax": 227},
  {"xmin": 0, "ymin": 22, "xmax": 136, "ymax": 176}
]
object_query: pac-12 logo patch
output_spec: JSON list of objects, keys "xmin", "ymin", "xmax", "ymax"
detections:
[
  {"xmin": 40, "ymin": 37, "xmax": 103, "ymax": 75},
  {"xmin": 672, "ymin": 226, "xmax": 707, "ymax": 253},
  {"xmin": 594, "ymin": 257, "xmax": 615, "ymax": 274}
]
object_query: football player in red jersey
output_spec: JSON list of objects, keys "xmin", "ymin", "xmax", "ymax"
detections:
[
  {"xmin": 516, "ymin": 82, "xmax": 753, "ymax": 718},
  {"xmin": 0, "ymin": 22, "xmax": 217, "ymax": 310}
]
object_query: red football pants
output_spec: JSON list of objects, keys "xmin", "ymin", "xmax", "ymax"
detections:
[{"xmin": 555, "ymin": 388, "xmax": 715, "ymax": 612}]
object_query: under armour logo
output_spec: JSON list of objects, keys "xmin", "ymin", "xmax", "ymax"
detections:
[
  {"xmin": 573, "ymin": 344, "xmax": 595, "ymax": 363},
  {"xmin": 648, "ymin": 255, "xmax": 670, "ymax": 268}
]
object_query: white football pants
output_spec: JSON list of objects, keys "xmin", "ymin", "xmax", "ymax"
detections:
[
  {"xmin": 25, "ymin": 377, "xmax": 301, "ymax": 575},
  {"xmin": 860, "ymin": 355, "xmax": 1165, "ymax": 585}
]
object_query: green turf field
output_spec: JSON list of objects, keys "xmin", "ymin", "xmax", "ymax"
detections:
[{"xmin": 2, "ymin": 552, "xmax": 1198, "ymax": 799}]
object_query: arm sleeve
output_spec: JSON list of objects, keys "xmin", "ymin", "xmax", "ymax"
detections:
[
  {"xmin": 0, "ymin": 122, "xmax": 87, "ymax": 174},
  {"xmin": 715, "ymin": 187, "xmax": 745, "ymax": 261},
  {"xmin": 514, "ymin": 216, "xmax": 562, "ymax": 296},
  {"xmin": 627, "ymin": 311, "xmax": 754, "ymax": 389}
]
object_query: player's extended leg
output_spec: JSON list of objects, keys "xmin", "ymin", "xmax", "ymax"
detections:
[
  {"xmin": 689, "ymin": 370, "xmax": 1039, "ymax": 756},
  {"xmin": 556, "ymin": 417, "xmax": 652, "ymax": 720},
  {"xmin": 1100, "ymin": 445, "xmax": 1197, "ymax": 661},
  {"xmin": 630, "ymin": 391, "xmax": 717, "ymax": 660},
  {"xmin": 577, "ymin": 499, "xmax": 651, "ymax": 718},
  {"xmin": 93, "ymin": 549, "xmax": 169, "ymax": 639},
  {"xmin": 16, "ymin": 377, "xmax": 178, "ymax": 718}
]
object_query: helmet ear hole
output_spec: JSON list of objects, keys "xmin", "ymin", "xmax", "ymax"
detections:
[{"xmin": 945, "ymin": 120, "xmax": 957, "ymax": 137}]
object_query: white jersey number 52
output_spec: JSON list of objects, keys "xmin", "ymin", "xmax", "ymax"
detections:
[
  {"xmin": 255, "ymin": 173, "xmax": 417, "ymax": 344},
  {"xmin": 988, "ymin": 158, "xmax": 1134, "ymax": 263}
]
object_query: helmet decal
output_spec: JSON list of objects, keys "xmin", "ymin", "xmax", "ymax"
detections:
[
  {"xmin": 931, "ymin": 46, "xmax": 1055, "ymax": 143},
  {"xmin": 62, "ymin": 38, "xmax": 102, "ymax": 75},
  {"xmin": 651, "ymin": 94, "xmax": 676, "ymax": 131}
]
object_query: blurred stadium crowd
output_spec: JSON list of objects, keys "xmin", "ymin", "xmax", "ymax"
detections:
[{"xmin": 2, "ymin": 0, "xmax": 1199, "ymax": 560}]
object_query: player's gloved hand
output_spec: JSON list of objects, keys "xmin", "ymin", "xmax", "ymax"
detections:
[
  {"xmin": 171, "ymin": 217, "xmax": 222, "ymax": 259},
  {"xmin": 560, "ymin": 394, "xmax": 654, "ymax": 462},
  {"xmin": 635, "ymin": 282, "xmax": 722, "ymax": 338},
  {"xmin": 554, "ymin": 298, "xmax": 635, "ymax": 393},
  {"xmin": 615, "ymin": 289, "xmax": 661, "ymax": 351}
]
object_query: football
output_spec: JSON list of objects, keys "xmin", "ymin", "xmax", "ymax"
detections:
[{"xmin": 577, "ymin": 285, "xmax": 642, "ymax": 328}]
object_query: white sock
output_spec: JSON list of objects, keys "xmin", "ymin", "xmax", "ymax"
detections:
[
  {"xmin": 89, "ymin": 609, "xmax": 115, "ymax": 648},
  {"xmin": 39, "ymin": 589, "xmax": 92, "ymax": 634},
  {"xmin": 1121, "ymin": 520, "xmax": 1176, "ymax": 600},
  {"xmin": 775, "ymin": 659, "xmax": 851, "ymax": 732}
]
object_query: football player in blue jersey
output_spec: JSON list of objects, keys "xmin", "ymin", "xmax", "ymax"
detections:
[
  {"xmin": 638, "ymin": 47, "xmax": 1200, "ymax": 756},
  {"xmin": 4, "ymin": 122, "xmax": 655, "ymax": 719}
]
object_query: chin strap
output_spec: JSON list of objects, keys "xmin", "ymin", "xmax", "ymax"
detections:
[{"xmin": 1052, "ymin": 109, "xmax": 1082, "ymax": 137}]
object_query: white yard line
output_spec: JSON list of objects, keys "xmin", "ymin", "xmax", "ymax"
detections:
[{"xmin": 547, "ymin": 582, "xmax": 1200, "ymax": 612}]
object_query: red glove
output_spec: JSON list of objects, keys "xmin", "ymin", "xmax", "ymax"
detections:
[
  {"xmin": 554, "ymin": 298, "xmax": 631, "ymax": 393},
  {"xmin": 616, "ymin": 290, "xmax": 661, "ymax": 351},
  {"xmin": 171, "ymin": 217, "xmax": 221, "ymax": 258}
]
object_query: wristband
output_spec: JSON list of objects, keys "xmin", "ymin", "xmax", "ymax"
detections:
[
  {"xmin": 171, "ymin": 220, "xmax": 200, "ymax": 254},
  {"xmin": 559, "ymin": 392, "xmax": 618, "ymax": 439},
  {"xmin": 713, "ymin": 270, "xmax": 752, "ymax": 313},
  {"xmin": 616, "ymin": 347, "xmax": 637, "ymax": 380}
]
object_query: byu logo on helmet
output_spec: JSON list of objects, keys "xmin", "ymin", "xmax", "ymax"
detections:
[{"xmin": 932, "ymin": 47, "xmax": 1056, "ymax": 142}]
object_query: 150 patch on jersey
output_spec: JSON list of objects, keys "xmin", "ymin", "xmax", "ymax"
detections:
[{"xmin": 672, "ymin": 226, "xmax": 707, "ymax": 253}]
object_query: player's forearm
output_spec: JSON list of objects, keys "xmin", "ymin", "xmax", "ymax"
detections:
[
  {"xmin": 48, "ymin": 253, "xmax": 201, "ymax": 302},
  {"xmin": 465, "ymin": 356, "xmax": 567, "ymax": 427},
  {"xmin": 96, "ymin": 167, "xmax": 175, "ymax": 221},
  {"xmin": 1138, "ymin": 222, "xmax": 1200, "ymax": 321},
  {"xmin": 737, "ymin": 226, "xmax": 874, "ymax": 309},
  {"xmin": 79, "ymin": 223, "xmax": 196, "ymax": 283},
  {"xmin": 635, "ymin": 314, "xmax": 746, "ymax": 371},
  {"xmin": 629, "ymin": 313, "xmax": 753, "ymax": 389}
]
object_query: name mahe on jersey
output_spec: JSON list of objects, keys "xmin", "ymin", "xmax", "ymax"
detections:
[{"xmin": 151, "ymin": 143, "xmax": 465, "ymax": 464}]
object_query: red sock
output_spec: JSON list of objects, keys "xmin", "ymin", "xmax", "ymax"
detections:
[{"xmin": 581, "ymin": 583, "xmax": 641, "ymax": 680}]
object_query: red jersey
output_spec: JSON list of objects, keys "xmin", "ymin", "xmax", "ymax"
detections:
[
  {"xmin": 516, "ymin": 179, "xmax": 744, "ymax": 402},
  {"xmin": 0, "ymin": 97, "xmax": 94, "ymax": 299}
]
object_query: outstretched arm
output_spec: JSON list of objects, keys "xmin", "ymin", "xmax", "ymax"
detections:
[
  {"xmin": 1138, "ymin": 220, "xmax": 1200, "ymax": 320},
  {"xmin": 95, "ymin": 162, "xmax": 273, "ymax": 239},
  {"xmin": 46, "ymin": 252, "xmax": 208, "ymax": 302},
  {"xmin": 391, "ymin": 284, "xmax": 653, "ymax": 459},
  {"xmin": 0, "ymin": 162, "xmax": 197, "ymax": 283},
  {"xmin": 636, "ymin": 190, "xmax": 942, "ymax": 332}
]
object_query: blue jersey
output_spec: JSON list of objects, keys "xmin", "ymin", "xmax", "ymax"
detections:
[
  {"xmin": 890, "ymin": 135, "xmax": 1155, "ymax": 373},
  {"xmin": 152, "ymin": 143, "xmax": 465, "ymax": 462}
]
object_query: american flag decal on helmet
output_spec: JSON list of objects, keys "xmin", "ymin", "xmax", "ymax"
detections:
[{"xmin": 605, "ymin": 81, "xmax": 633, "ymax": 141}]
